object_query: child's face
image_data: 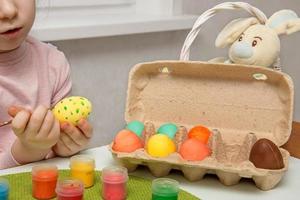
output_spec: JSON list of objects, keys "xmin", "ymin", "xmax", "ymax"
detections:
[{"xmin": 0, "ymin": 0, "xmax": 35, "ymax": 52}]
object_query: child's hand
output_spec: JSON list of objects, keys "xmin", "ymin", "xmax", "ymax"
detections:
[
  {"xmin": 53, "ymin": 119, "xmax": 93, "ymax": 157},
  {"xmin": 8, "ymin": 105, "xmax": 60, "ymax": 164},
  {"xmin": 9, "ymin": 105, "xmax": 60, "ymax": 150}
]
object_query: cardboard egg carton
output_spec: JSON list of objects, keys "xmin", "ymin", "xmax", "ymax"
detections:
[{"xmin": 110, "ymin": 61, "xmax": 294, "ymax": 191}]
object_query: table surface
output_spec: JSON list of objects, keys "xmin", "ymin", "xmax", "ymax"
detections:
[{"xmin": 1, "ymin": 146, "xmax": 299, "ymax": 200}]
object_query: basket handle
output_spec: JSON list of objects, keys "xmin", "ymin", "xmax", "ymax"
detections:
[{"xmin": 180, "ymin": 2, "xmax": 268, "ymax": 61}]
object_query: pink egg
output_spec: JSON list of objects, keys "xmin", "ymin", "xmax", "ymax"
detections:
[
  {"xmin": 179, "ymin": 138, "xmax": 211, "ymax": 161},
  {"xmin": 112, "ymin": 130, "xmax": 143, "ymax": 153}
]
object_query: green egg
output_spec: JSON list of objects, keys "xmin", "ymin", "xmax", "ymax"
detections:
[
  {"xmin": 157, "ymin": 123, "xmax": 178, "ymax": 139},
  {"xmin": 126, "ymin": 120, "xmax": 144, "ymax": 137}
]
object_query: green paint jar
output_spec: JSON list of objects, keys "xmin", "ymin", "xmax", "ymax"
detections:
[{"xmin": 152, "ymin": 178, "xmax": 179, "ymax": 200}]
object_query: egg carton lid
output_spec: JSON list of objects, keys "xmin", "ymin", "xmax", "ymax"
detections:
[{"xmin": 124, "ymin": 61, "xmax": 294, "ymax": 146}]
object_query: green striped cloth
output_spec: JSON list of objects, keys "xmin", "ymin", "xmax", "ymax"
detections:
[{"xmin": 1, "ymin": 170, "xmax": 200, "ymax": 200}]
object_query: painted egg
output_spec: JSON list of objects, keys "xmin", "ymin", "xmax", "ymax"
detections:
[
  {"xmin": 146, "ymin": 134, "xmax": 176, "ymax": 158},
  {"xmin": 126, "ymin": 120, "xmax": 144, "ymax": 137},
  {"xmin": 188, "ymin": 125, "xmax": 211, "ymax": 144},
  {"xmin": 179, "ymin": 138, "xmax": 211, "ymax": 161},
  {"xmin": 112, "ymin": 130, "xmax": 143, "ymax": 153},
  {"xmin": 52, "ymin": 96, "xmax": 92, "ymax": 125},
  {"xmin": 157, "ymin": 123, "xmax": 178, "ymax": 139}
]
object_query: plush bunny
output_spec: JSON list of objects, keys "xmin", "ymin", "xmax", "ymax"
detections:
[{"xmin": 211, "ymin": 10, "xmax": 300, "ymax": 69}]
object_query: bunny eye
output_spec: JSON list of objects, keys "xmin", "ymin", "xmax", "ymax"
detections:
[
  {"xmin": 238, "ymin": 36, "xmax": 243, "ymax": 42},
  {"xmin": 252, "ymin": 40, "xmax": 258, "ymax": 47}
]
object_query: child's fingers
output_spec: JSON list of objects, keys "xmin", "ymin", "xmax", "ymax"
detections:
[
  {"xmin": 77, "ymin": 119, "xmax": 93, "ymax": 138},
  {"xmin": 68, "ymin": 129, "xmax": 89, "ymax": 146},
  {"xmin": 60, "ymin": 133, "xmax": 80, "ymax": 152},
  {"xmin": 26, "ymin": 105, "xmax": 49, "ymax": 136},
  {"xmin": 37, "ymin": 110, "xmax": 55, "ymax": 138},
  {"xmin": 11, "ymin": 110, "xmax": 31, "ymax": 136},
  {"xmin": 62, "ymin": 123, "xmax": 88, "ymax": 146},
  {"xmin": 60, "ymin": 122, "xmax": 71, "ymax": 131},
  {"xmin": 53, "ymin": 140, "xmax": 72, "ymax": 157},
  {"xmin": 8, "ymin": 105, "xmax": 28, "ymax": 117},
  {"xmin": 47, "ymin": 119, "xmax": 60, "ymax": 141},
  {"xmin": 58, "ymin": 135, "xmax": 72, "ymax": 151}
]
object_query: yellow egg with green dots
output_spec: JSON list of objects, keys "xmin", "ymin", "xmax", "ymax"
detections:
[{"xmin": 52, "ymin": 96, "xmax": 92, "ymax": 125}]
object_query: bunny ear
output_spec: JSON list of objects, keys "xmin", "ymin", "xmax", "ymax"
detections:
[
  {"xmin": 267, "ymin": 10, "xmax": 300, "ymax": 35},
  {"xmin": 215, "ymin": 17, "xmax": 259, "ymax": 48}
]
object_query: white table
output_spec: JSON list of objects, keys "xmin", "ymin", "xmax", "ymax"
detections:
[{"xmin": 1, "ymin": 146, "xmax": 300, "ymax": 200}]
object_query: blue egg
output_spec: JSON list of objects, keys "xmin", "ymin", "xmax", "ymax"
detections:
[
  {"xmin": 126, "ymin": 120, "xmax": 144, "ymax": 137},
  {"xmin": 157, "ymin": 123, "xmax": 178, "ymax": 139}
]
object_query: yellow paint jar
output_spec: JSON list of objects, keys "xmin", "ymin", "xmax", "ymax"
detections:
[{"xmin": 70, "ymin": 155, "xmax": 95, "ymax": 188}]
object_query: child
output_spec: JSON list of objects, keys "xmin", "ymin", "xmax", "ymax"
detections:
[{"xmin": 0, "ymin": 0, "xmax": 93, "ymax": 169}]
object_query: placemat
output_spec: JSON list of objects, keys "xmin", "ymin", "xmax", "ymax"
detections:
[{"xmin": 1, "ymin": 170, "xmax": 200, "ymax": 199}]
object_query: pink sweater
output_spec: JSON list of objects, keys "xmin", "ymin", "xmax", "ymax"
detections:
[{"xmin": 0, "ymin": 36, "xmax": 72, "ymax": 169}]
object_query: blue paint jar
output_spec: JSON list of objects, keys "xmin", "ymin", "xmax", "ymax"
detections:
[{"xmin": 0, "ymin": 178, "xmax": 9, "ymax": 200}]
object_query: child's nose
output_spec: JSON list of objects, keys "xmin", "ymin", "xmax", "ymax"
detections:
[{"xmin": 0, "ymin": 0, "xmax": 18, "ymax": 20}]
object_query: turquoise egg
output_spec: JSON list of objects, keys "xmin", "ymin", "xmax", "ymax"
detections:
[
  {"xmin": 157, "ymin": 123, "xmax": 178, "ymax": 139},
  {"xmin": 126, "ymin": 120, "xmax": 144, "ymax": 137}
]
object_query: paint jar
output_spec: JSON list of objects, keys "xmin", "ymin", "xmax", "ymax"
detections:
[
  {"xmin": 152, "ymin": 178, "xmax": 179, "ymax": 200},
  {"xmin": 0, "ymin": 178, "xmax": 9, "ymax": 200},
  {"xmin": 56, "ymin": 179, "xmax": 84, "ymax": 200},
  {"xmin": 101, "ymin": 166, "xmax": 128, "ymax": 200},
  {"xmin": 70, "ymin": 155, "xmax": 95, "ymax": 188},
  {"xmin": 32, "ymin": 164, "xmax": 58, "ymax": 199}
]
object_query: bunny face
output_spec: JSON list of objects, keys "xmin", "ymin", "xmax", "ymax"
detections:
[
  {"xmin": 229, "ymin": 25, "xmax": 280, "ymax": 67},
  {"xmin": 215, "ymin": 10, "xmax": 300, "ymax": 68}
]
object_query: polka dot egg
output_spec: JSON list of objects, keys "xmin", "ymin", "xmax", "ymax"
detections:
[{"xmin": 52, "ymin": 96, "xmax": 92, "ymax": 125}]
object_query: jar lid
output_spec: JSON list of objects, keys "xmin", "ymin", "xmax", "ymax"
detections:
[
  {"xmin": 101, "ymin": 166, "xmax": 128, "ymax": 184},
  {"xmin": 56, "ymin": 179, "xmax": 84, "ymax": 197},
  {"xmin": 32, "ymin": 164, "xmax": 58, "ymax": 181},
  {"xmin": 152, "ymin": 178, "xmax": 179, "ymax": 196},
  {"xmin": 70, "ymin": 155, "xmax": 95, "ymax": 168}
]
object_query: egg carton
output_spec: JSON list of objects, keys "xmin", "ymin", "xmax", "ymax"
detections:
[
  {"xmin": 110, "ymin": 122, "xmax": 289, "ymax": 191},
  {"xmin": 110, "ymin": 60, "xmax": 294, "ymax": 191}
]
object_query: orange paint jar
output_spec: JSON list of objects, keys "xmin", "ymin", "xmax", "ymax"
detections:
[{"xmin": 32, "ymin": 164, "xmax": 58, "ymax": 199}]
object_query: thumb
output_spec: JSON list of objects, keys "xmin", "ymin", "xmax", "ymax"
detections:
[{"xmin": 8, "ymin": 106, "xmax": 26, "ymax": 117}]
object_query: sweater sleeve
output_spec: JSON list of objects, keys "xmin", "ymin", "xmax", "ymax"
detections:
[
  {"xmin": 0, "ymin": 148, "xmax": 20, "ymax": 169},
  {"xmin": 0, "ymin": 146, "xmax": 56, "ymax": 169}
]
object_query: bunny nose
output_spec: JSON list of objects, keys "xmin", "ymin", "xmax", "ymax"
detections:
[{"xmin": 231, "ymin": 42, "xmax": 253, "ymax": 59}]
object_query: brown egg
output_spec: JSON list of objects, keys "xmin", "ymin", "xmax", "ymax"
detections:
[{"xmin": 249, "ymin": 138, "xmax": 284, "ymax": 170}]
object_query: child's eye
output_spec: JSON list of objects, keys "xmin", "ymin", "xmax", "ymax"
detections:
[
  {"xmin": 238, "ymin": 36, "xmax": 243, "ymax": 41},
  {"xmin": 252, "ymin": 40, "xmax": 258, "ymax": 47}
]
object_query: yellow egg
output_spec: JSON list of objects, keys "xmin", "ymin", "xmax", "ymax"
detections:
[
  {"xmin": 52, "ymin": 96, "xmax": 92, "ymax": 125},
  {"xmin": 146, "ymin": 134, "xmax": 176, "ymax": 158}
]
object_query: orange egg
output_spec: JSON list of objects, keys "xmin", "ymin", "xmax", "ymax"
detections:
[
  {"xmin": 188, "ymin": 125, "xmax": 211, "ymax": 144},
  {"xmin": 112, "ymin": 129, "xmax": 143, "ymax": 153},
  {"xmin": 179, "ymin": 138, "xmax": 211, "ymax": 161}
]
